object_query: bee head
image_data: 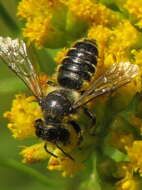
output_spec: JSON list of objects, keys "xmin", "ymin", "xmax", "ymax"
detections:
[{"xmin": 35, "ymin": 119, "xmax": 70, "ymax": 144}]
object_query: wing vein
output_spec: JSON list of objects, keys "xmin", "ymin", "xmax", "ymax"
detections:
[
  {"xmin": 0, "ymin": 37, "xmax": 44, "ymax": 100},
  {"xmin": 73, "ymin": 62, "xmax": 139, "ymax": 109}
]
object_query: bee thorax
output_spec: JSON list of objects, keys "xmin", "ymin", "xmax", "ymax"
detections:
[{"xmin": 39, "ymin": 90, "xmax": 73, "ymax": 121}]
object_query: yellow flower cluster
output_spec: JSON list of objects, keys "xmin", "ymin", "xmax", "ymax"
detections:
[
  {"xmin": 23, "ymin": 16, "xmax": 53, "ymax": 48},
  {"xmin": 21, "ymin": 142, "xmax": 50, "ymax": 163},
  {"xmin": 65, "ymin": 0, "xmax": 119, "ymax": 26},
  {"xmin": 48, "ymin": 155, "xmax": 84, "ymax": 177},
  {"xmin": 115, "ymin": 141, "xmax": 142, "ymax": 189},
  {"xmin": 17, "ymin": 0, "xmax": 119, "ymax": 47},
  {"xmin": 115, "ymin": 163, "xmax": 139, "ymax": 190},
  {"xmin": 88, "ymin": 21, "xmax": 139, "ymax": 64},
  {"xmin": 117, "ymin": 173, "xmax": 139, "ymax": 190},
  {"xmin": 124, "ymin": 0, "xmax": 142, "ymax": 28},
  {"xmin": 4, "ymin": 94, "xmax": 42, "ymax": 139},
  {"xmin": 20, "ymin": 141, "xmax": 82, "ymax": 176},
  {"xmin": 17, "ymin": 0, "xmax": 66, "ymax": 47},
  {"xmin": 126, "ymin": 141, "xmax": 142, "ymax": 175}
]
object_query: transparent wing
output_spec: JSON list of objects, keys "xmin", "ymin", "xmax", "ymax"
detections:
[
  {"xmin": 73, "ymin": 62, "xmax": 139, "ymax": 110},
  {"xmin": 0, "ymin": 37, "xmax": 44, "ymax": 99}
]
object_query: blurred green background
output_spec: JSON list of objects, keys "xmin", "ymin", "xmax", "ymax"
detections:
[{"xmin": 0, "ymin": 1, "xmax": 77, "ymax": 189}]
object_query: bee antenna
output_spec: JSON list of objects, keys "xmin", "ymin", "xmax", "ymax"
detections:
[{"xmin": 55, "ymin": 143, "xmax": 75, "ymax": 161}]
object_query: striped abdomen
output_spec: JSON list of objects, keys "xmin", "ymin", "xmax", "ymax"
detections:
[{"xmin": 57, "ymin": 39, "xmax": 98, "ymax": 90}]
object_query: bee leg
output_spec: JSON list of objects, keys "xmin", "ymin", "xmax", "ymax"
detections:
[
  {"xmin": 83, "ymin": 107, "xmax": 96, "ymax": 128},
  {"xmin": 55, "ymin": 143, "xmax": 75, "ymax": 161},
  {"xmin": 44, "ymin": 142, "xmax": 58, "ymax": 158},
  {"xmin": 47, "ymin": 80, "xmax": 57, "ymax": 87},
  {"xmin": 68, "ymin": 120, "xmax": 83, "ymax": 145}
]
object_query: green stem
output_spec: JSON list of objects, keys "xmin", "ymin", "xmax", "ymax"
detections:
[
  {"xmin": 0, "ymin": 3, "xmax": 19, "ymax": 34},
  {"xmin": 0, "ymin": 158, "xmax": 55, "ymax": 187},
  {"xmin": 67, "ymin": 176, "xmax": 83, "ymax": 190}
]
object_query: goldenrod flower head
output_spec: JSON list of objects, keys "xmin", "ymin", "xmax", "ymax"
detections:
[
  {"xmin": 124, "ymin": 0, "xmax": 142, "ymax": 28},
  {"xmin": 110, "ymin": 21, "xmax": 139, "ymax": 55},
  {"xmin": 116, "ymin": 163, "xmax": 140, "ymax": 190},
  {"xmin": 126, "ymin": 141, "xmax": 142, "ymax": 176},
  {"xmin": 17, "ymin": 0, "xmax": 63, "ymax": 19},
  {"xmin": 23, "ymin": 16, "xmax": 53, "ymax": 48},
  {"xmin": 88, "ymin": 25, "xmax": 113, "ymax": 47},
  {"xmin": 130, "ymin": 50, "xmax": 142, "ymax": 93},
  {"xmin": 20, "ymin": 141, "xmax": 81, "ymax": 177},
  {"xmin": 21, "ymin": 142, "xmax": 50, "ymax": 163},
  {"xmin": 48, "ymin": 156, "xmax": 84, "ymax": 177},
  {"xmin": 17, "ymin": 0, "xmax": 119, "ymax": 48},
  {"xmin": 4, "ymin": 94, "xmax": 42, "ymax": 139},
  {"xmin": 17, "ymin": 0, "xmax": 66, "ymax": 48},
  {"xmin": 88, "ymin": 24, "xmax": 113, "ymax": 67},
  {"xmin": 132, "ymin": 49, "xmax": 142, "ymax": 71},
  {"xmin": 117, "ymin": 175, "xmax": 139, "ymax": 190},
  {"xmin": 66, "ymin": 0, "xmax": 119, "ymax": 26},
  {"xmin": 88, "ymin": 21, "xmax": 139, "ymax": 67}
]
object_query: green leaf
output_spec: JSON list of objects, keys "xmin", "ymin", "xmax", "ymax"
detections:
[
  {"xmin": 0, "ymin": 159, "xmax": 55, "ymax": 187},
  {"xmin": 80, "ymin": 154, "xmax": 102, "ymax": 190},
  {"xmin": 103, "ymin": 146, "xmax": 128, "ymax": 162},
  {"xmin": 0, "ymin": 2, "xmax": 19, "ymax": 35},
  {"xmin": 0, "ymin": 77, "xmax": 26, "ymax": 94}
]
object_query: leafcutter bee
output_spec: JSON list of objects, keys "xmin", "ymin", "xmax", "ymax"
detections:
[{"xmin": 0, "ymin": 37, "xmax": 139, "ymax": 160}]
